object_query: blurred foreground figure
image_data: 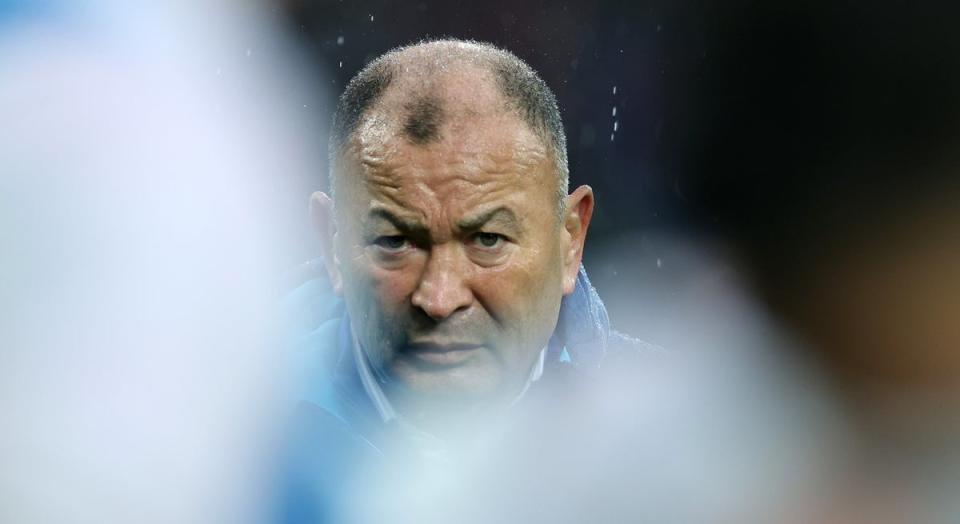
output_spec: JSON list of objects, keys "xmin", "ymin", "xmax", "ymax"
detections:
[
  {"xmin": 677, "ymin": 2, "xmax": 960, "ymax": 521},
  {"xmin": 1, "ymin": 2, "xmax": 323, "ymax": 522},
  {"xmin": 279, "ymin": 39, "xmax": 666, "ymax": 522}
]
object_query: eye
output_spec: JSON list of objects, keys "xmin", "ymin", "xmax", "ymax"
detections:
[
  {"xmin": 373, "ymin": 235, "xmax": 410, "ymax": 251},
  {"xmin": 472, "ymin": 232, "xmax": 504, "ymax": 249}
]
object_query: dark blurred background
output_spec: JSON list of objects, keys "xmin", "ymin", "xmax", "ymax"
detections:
[
  {"xmin": 276, "ymin": 0, "xmax": 717, "ymax": 340},
  {"xmin": 4, "ymin": 2, "xmax": 959, "ymax": 520},
  {"xmin": 275, "ymin": 0, "xmax": 960, "ymax": 392}
]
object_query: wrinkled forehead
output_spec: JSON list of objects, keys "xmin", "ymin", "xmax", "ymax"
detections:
[
  {"xmin": 358, "ymin": 66, "xmax": 514, "ymax": 146},
  {"xmin": 351, "ymin": 107, "xmax": 546, "ymax": 170},
  {"xmin": 339, "ymin": 114, "xmax": 551, "ymax": 214},
  {"xmin": 337, "ymin": 76, "xmax": 552, "ymax": 199}
]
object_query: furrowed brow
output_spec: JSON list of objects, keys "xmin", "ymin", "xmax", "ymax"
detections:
[
  {"xmin": 367, "ymin": 207, "xmax": 429, "ymax": 235},
  {"xmin": 458, "ymin": 207, "xmax": 522, "ymax": 233}
]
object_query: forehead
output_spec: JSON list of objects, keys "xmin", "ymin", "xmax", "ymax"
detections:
[{"xmin": 338, "ymin": 85, "xmax": 553, "ymax": 215}]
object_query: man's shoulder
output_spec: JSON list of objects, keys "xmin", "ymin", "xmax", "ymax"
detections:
[
  {"xmin": 606, "ymin": 330, "xmax": 666, "ymax": 361},
  {"xmin": 280, "ymin": 260, "xmax": 353, "ymax": 413},
  {"xmin": 552, "ymin": 265, "xmax": 665, "ymax": 368},
  {"xmin": 282, "ymin": 260, "xmax": 343, "ymax": 335}
]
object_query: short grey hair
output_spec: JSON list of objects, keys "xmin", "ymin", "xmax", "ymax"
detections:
[{"xmin": 328, "ymin": 38, "xmax": 569, "ymax": 214}]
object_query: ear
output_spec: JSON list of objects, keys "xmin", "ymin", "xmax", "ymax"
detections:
[
  {"xmin": 309, "ymin": 191, "xmax": 343, "ymax": 295},
  {"xmin": 561, "ymin": 185, "xmax": 595, "ymax": 295}
]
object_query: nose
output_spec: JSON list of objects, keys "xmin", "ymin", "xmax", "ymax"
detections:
[{"xmin": 410, "ymin": 243, "xmax": 474, "ymax": 321}]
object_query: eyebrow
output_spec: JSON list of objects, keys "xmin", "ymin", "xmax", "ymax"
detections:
[
  {"xmin": 457, "ymin": 206, "xmax": 522, "ymax": 233},
  {"xmin": 366, "ymin": 206, "xmax": 523, "ymax": 236},
  {"xmin": 367, "ymin": 207, "xmax": 430, "ymax": 235}
]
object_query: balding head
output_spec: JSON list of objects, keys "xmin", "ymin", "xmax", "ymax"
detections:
[
  {"xmin": 328, "ymin": 39, "xmax": 568, "ymax": 212},
  {"xmin": 311, "ymin": 40, "xmax": 595, "ymax": 418}
]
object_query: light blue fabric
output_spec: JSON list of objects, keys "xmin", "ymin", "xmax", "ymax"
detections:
[
  {"xmin": 277, "ymin": 262, "xmax": 620, "ymax": 523},
  {"xmin": 286, "ymin": 262, "xmax": 613, "ymax": 410},
  {"xmin": 0, "ymin": 0, "xmax": 64, "ymax": 23},
  {"xmin": 547, "ymin": 264, "xmax": 610, "ymax": 367},
  {"xmin": 282, "ymin": 265, "xmax": 347, "ymax": 420}
]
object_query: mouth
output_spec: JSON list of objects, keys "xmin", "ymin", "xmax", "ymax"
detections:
[{"xmin": 402, "ymin": 341, "xmax": 483, "ymax": 366}]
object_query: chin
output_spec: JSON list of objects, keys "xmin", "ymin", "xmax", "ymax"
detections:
[{"xmin": 390, "ymin": 358, "xmax": 504, "ymax": 403}]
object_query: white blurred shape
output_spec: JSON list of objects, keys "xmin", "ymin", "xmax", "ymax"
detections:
[
  {"xmin": 335, "ymin": 236, "xmax": 854, "ymax": 523},
  {"xmin": 0, "ymin": 3, "xmax": 326, "ymax": 523}
]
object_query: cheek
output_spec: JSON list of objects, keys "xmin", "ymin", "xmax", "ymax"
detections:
[
  {"xmin": 476, "ymin": 243, "xmax": 564, "ymax": 327},
  {"xmin": 343, "ymin": 253, "xmax": 424, "ymax": 365},
  {"xmin": 368, "ymin": 265, "xmax": 420, "ymax": 305},
  {"xmin": 346, "ymin": 249, "xmax": 423, "ymax": 311}
]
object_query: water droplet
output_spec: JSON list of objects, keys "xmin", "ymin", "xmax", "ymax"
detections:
[
  {"xmin": 610, "ymin": 133, "xmax": 615, "ymax": 141},
  {"xmin": 612, "ymin": 86, "xmax": 617, "ymax": 95},
  {"xmin": 339, "ymin": 61, "xmax": 342, "ymax": 68},
  {"xmin": 612, "ymin": 106, "xmax": 617, "ymax": 117},
  {"xmin": 369, "ymin": 14, "xmax": 374, "ymax": 22},
  {"xmin": 337, "ymin": 36, "xmax": 345, "ymax": 45},
  {"xmin": 613, "ymin": 121, "xmax": 618, "ymax": 132},
  {"xmin": 656, "ymin": 258, "xmax": 662, "ymax": 268}
]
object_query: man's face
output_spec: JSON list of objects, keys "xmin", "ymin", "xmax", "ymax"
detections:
[{"xmin": 327, "ymin": 84, "xmax": 576, "ymax": 411}]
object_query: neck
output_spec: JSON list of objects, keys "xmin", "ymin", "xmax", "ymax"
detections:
[{"xmin": 385, "ymin": 382, "xmax": 517, "ymax": 442}]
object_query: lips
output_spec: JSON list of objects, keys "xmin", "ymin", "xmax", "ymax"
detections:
[
  {"xmin": 403, "ymin": 341, "xmax": 483, "ymax": 365},
  {"xmin": 406, "ymin": 342, "xmax": 482, "ymax": 352}
]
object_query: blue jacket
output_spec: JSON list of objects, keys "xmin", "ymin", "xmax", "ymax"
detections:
[{"xmin": 275, "ymin": 261, "xmax": 656, "ymax": 522}]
